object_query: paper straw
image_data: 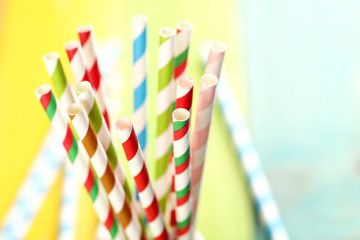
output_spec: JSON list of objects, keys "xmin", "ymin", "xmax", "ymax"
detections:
[
  {"xmin": 75, "ymin": 81, "xmax": 132, "ymax": 201},
  {"xmin": 67, "ymin": 103, "xmax": 143, "ymax": 240},
  {"xmin": 132, "ymin": 15, "xmax": 148, "ymax": 158},
  {"xmin": 172, "ymin": 109, "xmax": 192, "ymax": 239},
  {"xmin": 175, "ymin": 77, "xmax": 194, "ymax": 111},
  {"xmin": 174, "ymin": 21, "xmax": 193, "ymax": 80},
  {"xmin": 204, "ymin": 42, "xmax": 227, "ymax": 78},
  {"xmin": 155, "ymin": 27, "xmax": 176, "ymax": 212},
  {"xmin": 77, "ymin": 25, "xmax": 111, "ymax": 129},
  {"xmin": 43, "ymin": 52, "xmax": 80, "ymax": 239},
  {"xmin": 115, "ymin": 118, "xmax": 169, "ymax": 240},
  {"xmin": 0, "ymin": 131, "xmax": 64, "ymax": 240},
  {"xmin": 65, "ymin": 41, "xmax": 95, "ymax": 88},
  {"xmin": 216, "ymin": 70, "xmax": 289, "ymax": 240},
  {"xmin": 191, "ymin": 74, "xmax": 219, "ymax": 224},
  {"xmin": 35, "ymin": 85, "xmax": 122, "ymax": 239}
]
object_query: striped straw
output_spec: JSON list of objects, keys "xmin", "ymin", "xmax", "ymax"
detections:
[
  {"xmin": 155, "ymin": 27, "xmax": 176, "ymax": 212},
  {"xmin": 77, "ymin": 25, "xmax": 111, "ymax": 129},
  {"xmin": 35, "ymin": 85, "xmax": 121, "ymax": 239},
  {"xmin": 174, "ymin": 21, "xmax": 193, "ymax": 80},
  {"xmin": 116, "ymin": 118, "xmax": 169, "ymax": 240},
  {"xmin": 132, "ymin": 15, "xmax": 148, "ymax": 159},
  {"xmin": 65, "ymin": 41, "xmax": 95, "ymax": 88},
  {"xmin": 204, "ymin": 42, "xmax": 227, "ymax": 78},
  {"xmin": 191, "ymin": 74, "xmax": 219, "ymax": 225},
  {"xmin": 75, "ymin": 81, "xmax": 132, "ymax": 201},
  {"xmin": 0, "ymin": 131, "xmax": 64, "ymax": 240},
  {"xmin": 67, "ymin": 103, "xmax": 144, "ymax": 240},
  {"xmin": 217, "ymin": 70, "xmax": 289, "ymax": 240},
  {"xmin": 43, "ymin": 52, "xmax": 79, "ymax": 239},
  {"xmin": 172, "ymin": 109, "xmax": 192, "ymax": 239}
]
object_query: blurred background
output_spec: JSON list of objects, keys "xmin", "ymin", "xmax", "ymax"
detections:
[{"xmin": 1, "ymin": 0, "xmax": 360, "ymax": 239}]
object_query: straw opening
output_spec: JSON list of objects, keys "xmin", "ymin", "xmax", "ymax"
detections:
[
  {"xmin": 178, "ymin": 77, "xmax": 194, "ymax": 89},
  {"xmin": 36, "ymin": 84, "xmax": 51, "ymax": 96},
  {"xmin": 115, "ymin": 118, "xmax": 132, "ymax": 131},
  {"xmin": 176, "ymin": 21, "xmax": 193, "ymax": 31},
  {"xmin": 67, "ymin": 103, "xmax": 83, "ymax": 116},
  {"xmin": 211, "ymin": 42, "xmax": 227, "ymax": 52},
  {"xmin": 159, "ymin": 27, "xmax": 176, "ymax": 38},
  {"xmin": 76, "ymin": 25, "xmax": 93, "ymax": 33},
  {"xmin": 173, "ymin": 108, "xmax": 190, "ymax": 121},
  {"xmin": 76, "ymin": 81, "xmax": 91, "ymax": 94},
  {"xmin": 202, "ymin": 74, "xmax": 218, "ymax": 86},
  {"xmin": 64, "ymin": 41, "xmax": 80, "ymax": 50},
  {"xmin": 132, "ymin": 15, "xmax": 148, "ymax": 22},
  {"xmin": 43, "ymin": 52, "xmax": 59, "ymax": 61}
]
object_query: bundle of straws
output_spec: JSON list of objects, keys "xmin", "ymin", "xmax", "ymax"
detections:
[{"xmin": 35, "ymin": 15, "xmax": 226, "ymax": 240}]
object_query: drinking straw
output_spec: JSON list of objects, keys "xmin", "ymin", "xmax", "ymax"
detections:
[
  {"xmin": 0, "ymin": 131, "xmax": 64, "ymax": 240},
  {"xmin": 204, "ymin": 42, "xmax": 227, "ymax": 78},
  {"xmin": 155, "ymin": 27, "xmax": 176, "ymax": 212},
  {"xmin": 191, "ymin": 74, "xmax": 219, "ymax": 225},
  {"xmin": 65, "ymin": 41, "xmax": 95, "ymax": 87},
  {"xmin": 77, "ymin": 25, "xmax": 111, "ymax": 129},
  {"xmin": 43, "ymin": 52, "xmax": 79, "ymax": 239},
  {"xmin": 35, "ymin": 85, "xmax": 122, "ymax": 239},
  {"xmin": 172, "ymin": 109, "xmax": 192, "ymax": 239},
  {"xmin": 75, "ymin": 81, "xmax": 132, "ymax": 201},
  {"xmin": 132, "ymin": 15, "xmax": 148, "ymax": 159},
  {"xmin": 174, "ymin": 21, "xmax": 193, "ymax": 80},
  {"xmin": 216, "ymin": 70, "xmax": 289, "ymax": 240},
  {"xmin": 175, "ymin": 77, "xmax": 194, "ymax": 111},
  {"xmin": 67, "ymin": 103, "xmax": 144, "ymax": 240},
  {"xmin": 115, "ymin": 118, "xmax": 169, "ymax": 240}
]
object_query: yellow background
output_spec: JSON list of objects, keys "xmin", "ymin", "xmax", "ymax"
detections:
[{"xmin": 0, "ymin": 0, "xmax": 253, "ymax": 239}]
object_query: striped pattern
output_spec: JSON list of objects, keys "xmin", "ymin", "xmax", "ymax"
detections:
[
  {"xmin": 65, "ymin": 41, "xmax": 95, "ymax": 88},
  {"xmin": 116, "ymin": 118, "xmax": 169, "ymax": 240},
  {"xmin": 175, "ymin": 77, "xmax": 194, "ymax": 111},
  {"xmin": 43, "ymin": 52, "xmax": 80, "ymax": 239},
  {"xmin": 67, "ymin": 103, "xmax": 143, "ymax": 240},
  {"xmin": 77, "ymin": 25, "xmax": 111, "ymax": 129},
  {"xmin": 132, "ymin": 15, "xmax": 148, "ymax": 158},
  {"xmin": 172, "ymin": 109, "xmax": 192, "ymax": 239},
  {"xmin": 43, "ymin": 52, "xmax": 78, "ymax": 110},
  {"xmin": 155, "ymin": 27, "xmax": 176, "ymax": 213},
  {"xmin": 204, "ymin": 42, "xmax": 227, "ymax": 79},
  {"xmin": 190, "ymin": 74, "xmax": 219, "ymax": 226},
  {"xmin": 35, "ymin": 85, "xmax": 121, "ymax": 239},
  {"xmin": 75, "ymin": 82, "xmax": 132, "ymax": 202},
  {"xmin": 0, "ymin": 131, "xmax": 64, "ymax": 240},
  {"xmin": 174, "ymin": 21, "xmax": 193, "ymax": 80},
  {"xmin": 217, "ymin": 70, "xmax": 289, "ymax": 240}
]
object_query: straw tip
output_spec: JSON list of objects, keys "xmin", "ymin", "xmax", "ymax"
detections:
[
  {"xmin": 132, "ymin": 14, "xmax": 148, "ymax": 22},
  {"xmin": 76, "ymin": 24, "xmax": 93, "ymax": 33},
  {"xmin": 35, "ymin": 84, "xmax": 51, "ymax": 97},
  {"xmin": 201, "ymin": 74, "xmax": 218, "ymax": 86},
  {"xmin": 159, "ymin": 27, "xmax": 176, "ymax": 38},
  {"xmin": 43, "ymin": 52, "xmax": 60, "ymax": 62},
  {"xmin": 115, "ymin": 118, "xmax": 132, "ymax": 131},
  {"xmin": 176, "ymin": 21, "xmax": 193, "ymax": 31},
  {"xmin": 67, "ymin": 103, "xmax": 83, "ymax": 116},
  {"xmin": 75, "ymin": 81, "xmax": 92, "ymax": 94},
  {"xmin": 178, "ymin": 76, "xmax": 194, "ymax": 89},
  {"xmin": 64, "ymin": 40, "xmax": 80, "ymax": 50},
  {"xmin": 211, "ymin": 42, "xmax": 227, "ymax": 53},
  {"xmin": 173, "ymin": 108, "xmax": 190, "ymax": 122}
]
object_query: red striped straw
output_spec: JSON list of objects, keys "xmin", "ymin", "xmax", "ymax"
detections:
[
  {"xmin": 115, "ymin": 118, "xmax": 169, "ymax": 240},
  {"xmin": 190, "ymin": 74, "xmax": 219, "ymax": 227},
  {"xmin": 76, "ymin": 25, "xmax": 111, "ymax": 129}
]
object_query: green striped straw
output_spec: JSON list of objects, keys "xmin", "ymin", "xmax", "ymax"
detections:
[
  {"xmin": 155, "ymin": 27, "xmax": 176, "ymax": 212},
  {"xmin": 75, "ymin": 81, "xmax": 132, "ymax": 202}
]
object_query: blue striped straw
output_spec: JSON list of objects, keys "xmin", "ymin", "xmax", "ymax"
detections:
[
  {"xmin": 132, "ymin": 15, "xmax": 148, "ymax": 157},
  {"xmin": 216, "ymin": 69, "xmax": 289, "ymax": 240},
  {"xmin": 0, "ymin": 131, "xmax": 65, "ymax": 239}
]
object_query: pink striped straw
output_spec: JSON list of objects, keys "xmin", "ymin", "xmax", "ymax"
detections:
[
  {"xmin": 191, "ymin": 74, "xmax": 219, "ymax": 227},
  {"xmin": 115, "ymin": 118, "xmax": 169, "ymax": 240},
  {"xmin": 204, "ymin": 42, "xmax": 227, "ymax": 79}
]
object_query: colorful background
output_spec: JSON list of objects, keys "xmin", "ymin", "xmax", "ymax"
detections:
[{"xmin": 2, "ymin": 0, "xmax": 360, "ymax": 239}]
